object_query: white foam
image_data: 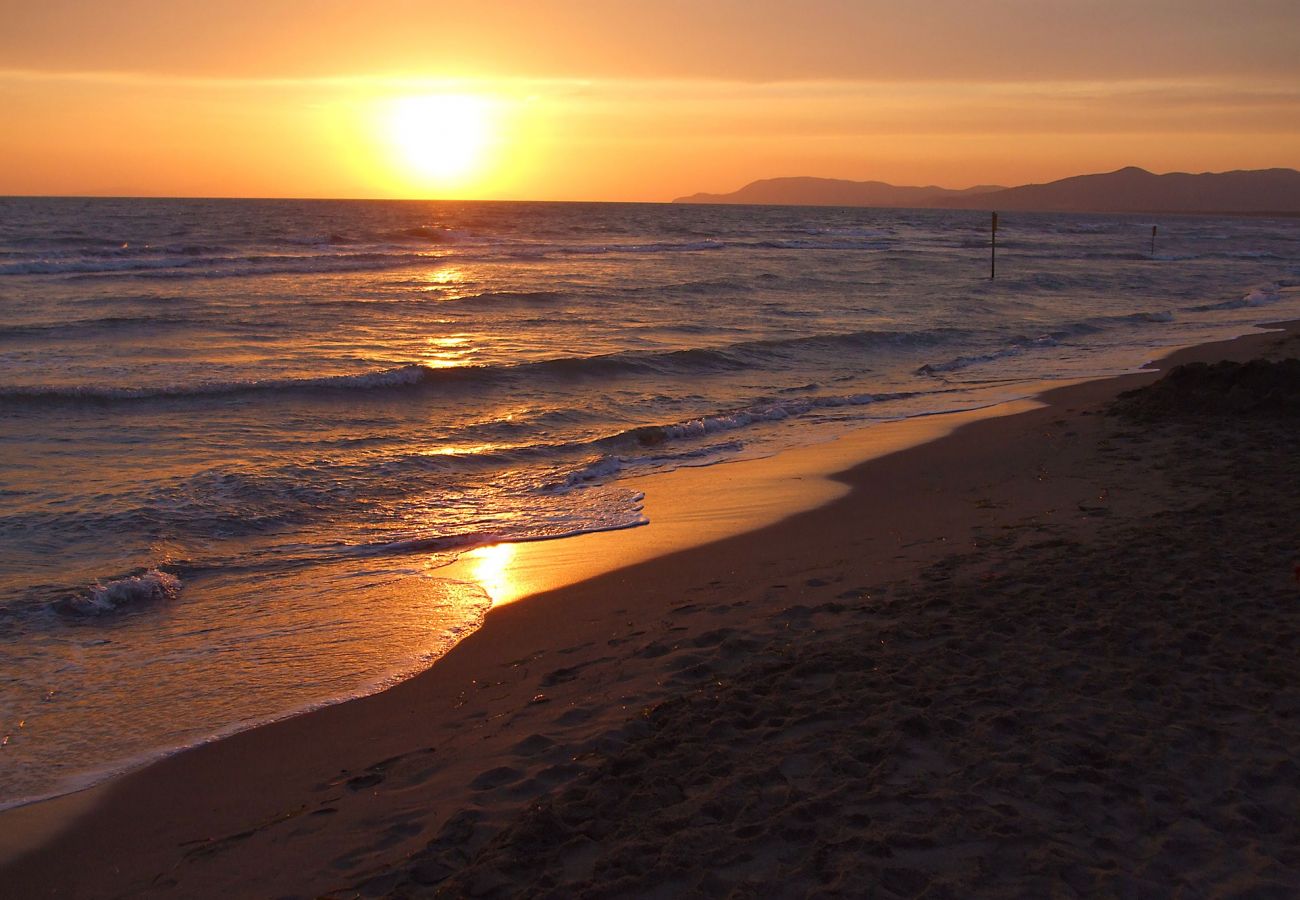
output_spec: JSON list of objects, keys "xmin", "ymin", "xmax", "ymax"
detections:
[
  {"xmin": 546, "ymin": 456, "xmax": 627, "ymax": 493},
  {"xmin": 1191, "ymin": 283, "xmax": 1283, "ymax": 312},
  {"xmin": 1243, "ymin": 285, "xmax": 1281, "ymax": 306},
  {"xmin": 57, "ymin": 570, "xmax": 181, "ymax": 616}
]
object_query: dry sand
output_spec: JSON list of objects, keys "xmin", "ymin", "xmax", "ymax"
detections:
[{"xmin": 2, "ymin": 324, "xmax": 1297, "ymax": 899}]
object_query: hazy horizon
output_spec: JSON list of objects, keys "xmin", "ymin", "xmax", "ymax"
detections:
[{"xmin": 5, "ymin": 164, "xmax": 1298, "ymax": 206}]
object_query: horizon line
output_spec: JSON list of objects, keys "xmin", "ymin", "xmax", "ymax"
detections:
[{"xmin": 4, "ymin": 164, "xmax": 1299, "ymax": 207}]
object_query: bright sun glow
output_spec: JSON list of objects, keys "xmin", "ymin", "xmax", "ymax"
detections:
[{"xmin": 385, "ymin": 93, "xmax": 498, "ymax": 187}]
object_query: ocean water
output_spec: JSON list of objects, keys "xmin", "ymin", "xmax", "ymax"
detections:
[{"xmin": 1, "ymin": 197, "xmax": 1297, "ymax": 807}]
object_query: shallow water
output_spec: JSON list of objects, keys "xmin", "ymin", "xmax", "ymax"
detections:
[{"xmin": 1, "ymin": 197, "xmax": 1297, "ymax": 805}]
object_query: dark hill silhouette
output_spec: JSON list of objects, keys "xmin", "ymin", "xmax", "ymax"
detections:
[
  {"xmin": 941, "ymin": 167, "xmax": 1300, "ymax": 214},
  {"xmin": 673, "ymin": 177, "xmax": 1004, "ymax": 208},
  {"xmin": 674, "ymin": 168, "xmax": 1300, "ymax": 215}
]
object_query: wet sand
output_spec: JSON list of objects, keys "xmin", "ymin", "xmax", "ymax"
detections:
[{"xmin": 2, "ymin": 323, "xmax": 1297, "ymax": 898}]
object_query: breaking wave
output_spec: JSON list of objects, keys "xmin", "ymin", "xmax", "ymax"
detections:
[
  {"xmin": 1185, "ymin": 284, "xmax": 1282, "ymax": 312},
  {"xmin": 54, "ymin": 570, "xmax": 182, "ymax": 617},
  {"xmin": 916, "ymin": 309, "xmax": 1178, "ymax": 376}
]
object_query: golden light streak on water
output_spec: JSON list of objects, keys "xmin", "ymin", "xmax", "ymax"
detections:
[
  {"xmin": 422, "ymin": 333, "xmax": 477, "ymax": 368},
  {"xmin": 418, "ymin": 267, "xmax": 465, "ymax": 291}
]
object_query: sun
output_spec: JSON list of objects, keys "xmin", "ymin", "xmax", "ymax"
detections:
[{"xmin": 384, "ymin": 93, "xmax": 499, "ymax": 187}]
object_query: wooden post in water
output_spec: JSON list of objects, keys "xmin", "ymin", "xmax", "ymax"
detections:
[
  {"xmin": 1150, "ymin": 224, "xmax": 1158, "ymax": 258},
  {"xmin": 990, "ymin": 211, "xmax": 998, "ymax": 279}
]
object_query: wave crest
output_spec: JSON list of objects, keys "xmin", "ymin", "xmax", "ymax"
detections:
[
  {"xmin": 2, "ymin": 328, "xmax": 958, "ymax": 406},
  {"xmin": 54, "ymin": 570, "xmax": 182, "ymax": 617}
]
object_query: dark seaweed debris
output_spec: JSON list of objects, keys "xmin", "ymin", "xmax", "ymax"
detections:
[{"xmin": 1111, "ymin": 358, "xmax": 1300, "ymax": 419}]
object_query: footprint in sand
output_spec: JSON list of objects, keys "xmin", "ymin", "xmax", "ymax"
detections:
[
  {"xmin": 470, "ymin": 766, "xmax": 524, "ymax": 791},
  {"xmin": 541, "ymin": 656, "xmax": 614, "ymax": 686},
  {"xmin": 512, "ymin": 733, "xmax": 556, "ymax": 757},
  {"xmin": 347, "ymin": 773, "xmax": 384, "ymax": 791},
  {"xmin": 320, "ymin": 747, "xmax": 437, "ymax": 793}
]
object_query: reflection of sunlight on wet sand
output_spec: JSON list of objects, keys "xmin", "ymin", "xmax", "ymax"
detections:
[
  {"xmin": 464, "ymin": 543, "xmax": 519, "ymax": 606},
  {"xmin": 430, "ymin": 398, "xmax": 1048, "ymax": 613}
]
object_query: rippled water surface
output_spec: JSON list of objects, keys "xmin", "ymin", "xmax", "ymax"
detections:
[{"xmin": 1, "ymin": 197, "xmax": 1297, "ymax": 805}]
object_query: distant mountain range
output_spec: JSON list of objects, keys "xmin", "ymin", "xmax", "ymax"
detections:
[
  {"xmin": 673, "ymin": 167, "xmax": 1300, "ymax": 215},
  {"xmin": 673, "ymin": 178, "xmax": 1006, "ymax": 208}
]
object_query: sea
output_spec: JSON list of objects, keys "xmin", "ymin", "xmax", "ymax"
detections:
[{"xmin": 1, "ymin": 196, "xmax": 1297, "ymax": 808}]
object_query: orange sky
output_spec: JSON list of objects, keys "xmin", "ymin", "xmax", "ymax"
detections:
[{"xmin": 3, "ymin": 0, "xmax": 1297, "ymax": 200}]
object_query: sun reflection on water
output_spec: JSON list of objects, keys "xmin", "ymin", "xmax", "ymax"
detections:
[
  {"xmin": 418, "ymin": 442, "xmax": 499, "ymax": 457},
  {"xmin": 418, "ymin": 267, "xmax": 464, "ymax": 291},
  {"xmin": 422, "ymin": 333, "xmax": 477, "ymax": 368}
]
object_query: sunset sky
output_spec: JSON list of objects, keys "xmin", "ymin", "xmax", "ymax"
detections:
[{"xmin": 3, "ymin": 0, "xmax": 1298, "ymax": 200}]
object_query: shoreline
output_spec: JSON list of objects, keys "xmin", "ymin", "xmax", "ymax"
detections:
[
  {"xmin": 2, "ymin": 320, "xmax": 1296, "ymax": 896},
  {"xmin": 0, "ymin": 394, "xmax": 1050, "ymax": 828},
  {"xmin": 0, "ymin": 395, "xmax": 1050, "ymax": 859}
]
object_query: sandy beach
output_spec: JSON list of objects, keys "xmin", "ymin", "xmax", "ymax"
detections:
[{"xmin": 3, "ymin": 322, "xmax": 1298, "ymax": 898}]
